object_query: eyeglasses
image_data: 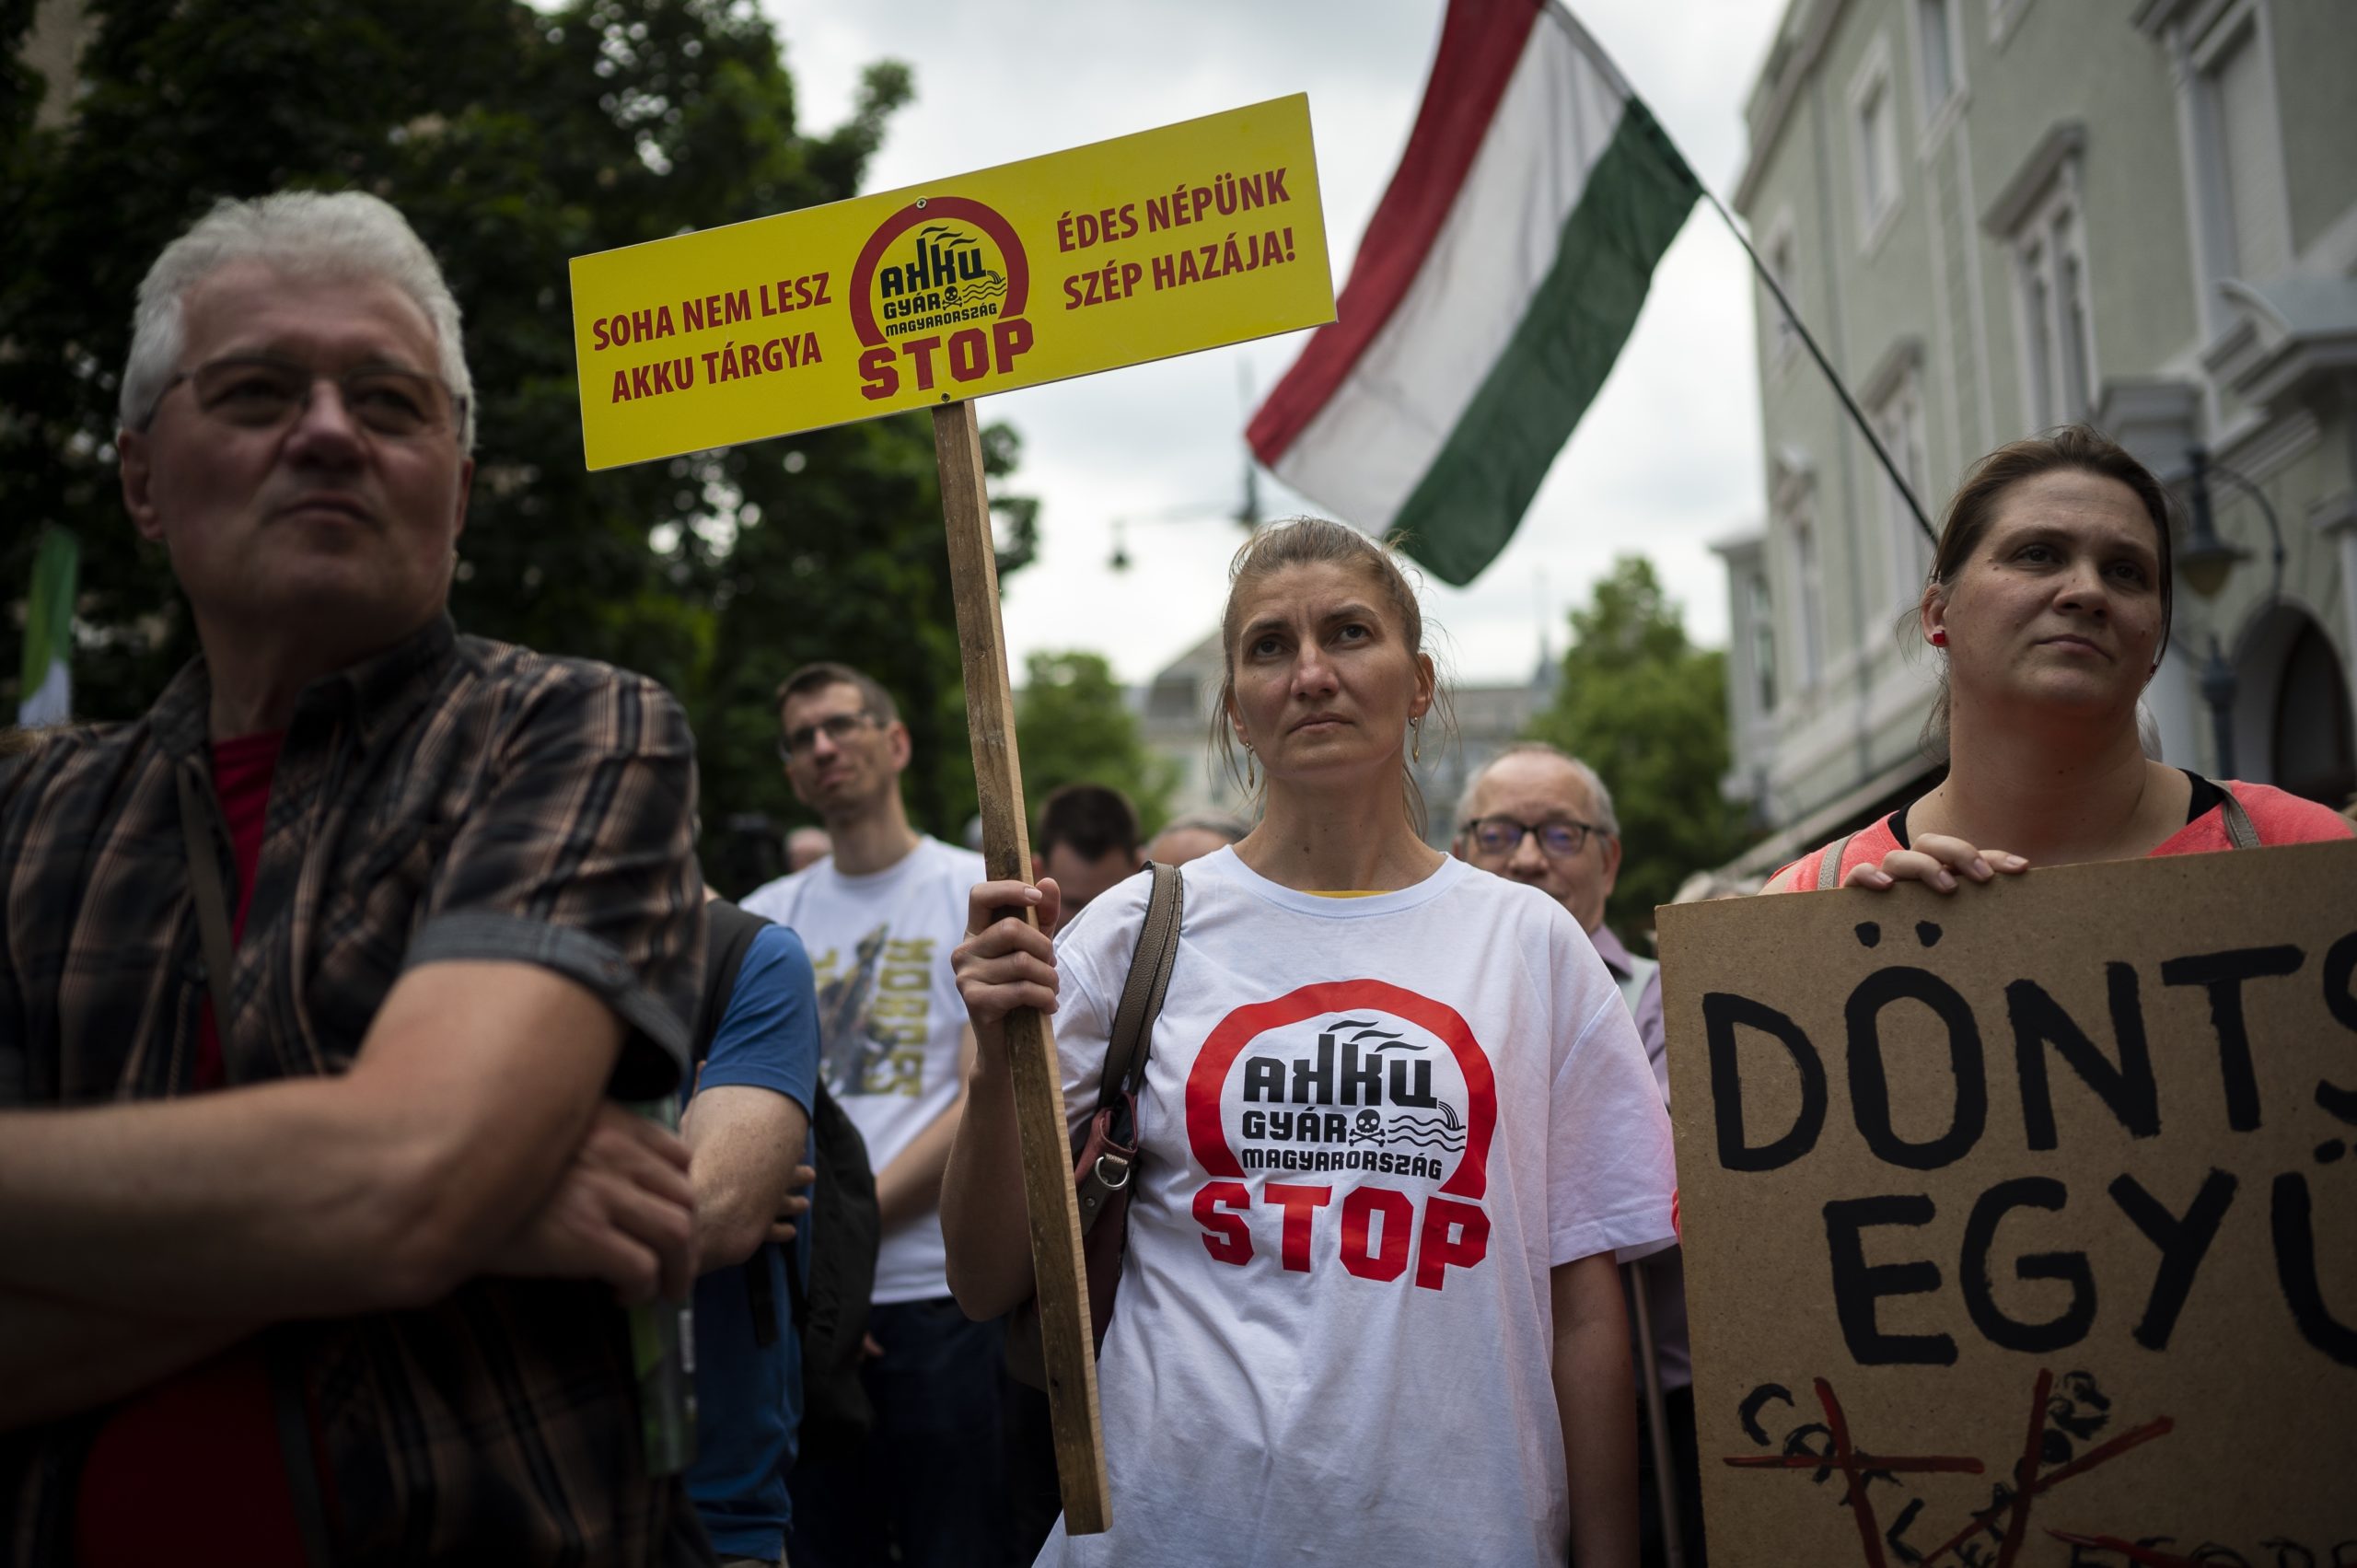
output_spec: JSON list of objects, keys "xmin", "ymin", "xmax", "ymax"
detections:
[
  {"xmin": 1460, "ymin": 816, "xmax": 1606, "ymax": 859},
  {"xmin": 779, "ymin": 710, "xmax": 877, "ymax": 761},
  {"xmin": 143, "ymin": 354, "xmax": 466, "ymax": 439}
]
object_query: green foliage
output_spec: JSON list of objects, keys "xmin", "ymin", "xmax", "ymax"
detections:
[
  {"xmin": 1527, "ymin": 555, "xmax": 1752, "ymax": 943},
  {"xmin": 1015, "ymin": 650, "xmax": 1176, "ymax": 838},
  {"xmin": 0, "ymin": 0, "xmax": 1035, "ymax": 889}
]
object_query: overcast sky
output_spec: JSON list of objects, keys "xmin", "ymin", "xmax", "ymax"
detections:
[{"xmin": 776, "ymin": 0, "xmax": 1788, "ymax": 686}]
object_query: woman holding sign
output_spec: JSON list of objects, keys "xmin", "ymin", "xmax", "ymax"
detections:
[
  {"xmin": 944, "ymin": 518, "xmax": 1676, "ymax": 1567},
  {"xmin": 1769, "ymin": 425, "xmax": 2351, "ymax": 895}
]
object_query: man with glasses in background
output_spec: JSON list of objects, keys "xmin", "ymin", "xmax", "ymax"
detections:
[
  {"xmin": 1453, "ymin": 741, "xmax": 1704, "ymax": 1567},
  {"xmin": 740, "ymin": 663, "xmax": 996, "ymax": 1568},
  {"xmin": 0, "ymin": 192, "xmax": 709, "ymax": 1562}
]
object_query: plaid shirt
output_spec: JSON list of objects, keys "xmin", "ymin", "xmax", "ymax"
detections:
[{"xmin": 0, "ymin": 615, "xmax": 713, "ymax": 1565}]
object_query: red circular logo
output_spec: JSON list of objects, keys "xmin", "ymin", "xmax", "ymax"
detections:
[{"xmin": 847, "ymin": 197, "xmax": 1029, "ymax": 350}]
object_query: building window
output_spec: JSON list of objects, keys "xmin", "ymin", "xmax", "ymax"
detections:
[
  {"xmin": 1916, "ymin": 0, "xmax": 1961, "ymax": 118},
  {"xmin": 2193, "ymin": 6, "xmax": 2291, "ymax": 287},
  {"xmin": 2009, "ymin": 180, "xmax": 2096, "ymax": 427},
  {"xmin": 1788, "ymin": 517, "xmax": 1826, "ymax": 691},
  {"xmin": 1749, "ymin": 570, "xmax": 1779, "ymax": 715},
  {"xmin": 1872, "ymin": 371, "xmax": 1933, "ymax": 607},
  {"xmin": 1850, "ymin": 39, "xmax": 1902, "ymax": 247}
]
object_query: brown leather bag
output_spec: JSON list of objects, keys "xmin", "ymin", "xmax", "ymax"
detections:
[{"xmin": 1005, "ymin": 860, "xmax": 1183, "ymax": 1389}]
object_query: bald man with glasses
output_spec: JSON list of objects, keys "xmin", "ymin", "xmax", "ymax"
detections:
[{"xmin": 1453, "ymin": 741, "xmax": 1705, "ymax": 1567}]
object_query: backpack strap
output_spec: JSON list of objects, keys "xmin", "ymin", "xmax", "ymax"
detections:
[
  {"xmin": 695, "ymin": 900, "xmax": 770, "ymax": 1069},
  {"xmin": 1073, "ymin": 863, "xmax": 1182, "ymax": 1236},
  {"xmin": 1814, "ymin": 831, "xmax": 1855, "ymax": 891},
  {"xmin": 1099, "ymin": 862, "xmax": 1183, "ymax": 1114},
  {"xmin": 698, "ymin": 899, "xmax": 786, "ymax": 1345},
  {"xmin": 2206, "ymin": 779, "xmax": 2261, "ymax": 850}
]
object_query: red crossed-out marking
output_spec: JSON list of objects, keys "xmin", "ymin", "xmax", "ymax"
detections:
[
  {"xmin": 1724, "ymin": 1378, "xmax": 1983, "ymax": 1568},
  {"xmin": 1724, "ymin": 1373, "xmax": 2179, "ymax": 1568},
  {"xmin": 1914, "ymin": 1371, "xmax": 2175, "ymax": 1568}
]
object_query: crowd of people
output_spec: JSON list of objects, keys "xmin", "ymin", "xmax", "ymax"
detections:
[{"xmin": 2, "ymin": 188, "xmax": 2350, "ymax": 1568}]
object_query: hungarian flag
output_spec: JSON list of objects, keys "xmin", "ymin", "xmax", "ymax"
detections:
[
  {"xmin": 17, "ymin": 528, "xmax": 77, "ymax": 726},
  {"xmin": 1248, "ymin": 0, "xmax": 1701, "ymax": 586}
]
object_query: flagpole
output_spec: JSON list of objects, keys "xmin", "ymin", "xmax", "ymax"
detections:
[
  {"xmin": 1528, "ymin": 0, "xmax": 1941, "ymax": 550},
  {"xmin": 1689, "ymin": 180, "xmax": 1941, "ymax": 547}
]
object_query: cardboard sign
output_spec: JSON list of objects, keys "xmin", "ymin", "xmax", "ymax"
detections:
[
  {"xmin": 568, "ymin": 95, "xmax": 1332, "ymax": 469},
  {"xmin": 1656, "ymin": 841, "xmax": 2357, "ymax": 1567}
]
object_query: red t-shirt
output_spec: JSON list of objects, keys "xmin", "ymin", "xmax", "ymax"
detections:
[
  {"xmin": 1783, "ymin": 776, "xmax": 2354, "ymax": 889},
  {"xmin": 75, "ymin": 731, "xmax": 312, "ymax": 1568}
]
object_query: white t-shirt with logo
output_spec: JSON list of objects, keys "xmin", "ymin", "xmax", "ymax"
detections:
[
  {"xmin": 743, "ymin": 835, "xmax": 984, "ymax": 1304},
  {"xmin": 1032, "ymin": 847, "xmax": 1677, "ymax": 1568}
]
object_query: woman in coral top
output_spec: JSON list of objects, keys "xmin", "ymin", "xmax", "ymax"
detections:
[{"xmin": 1768, "ymin": 425, "xmax": 2350, "ymax": 898}]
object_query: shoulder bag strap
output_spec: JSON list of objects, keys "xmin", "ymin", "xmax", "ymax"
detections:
[
  {"xmin": 1814, "ymin": 831, "xmax": 1856, "ymax": 891},
  {"xmin": 175, "ymin": 765, "xmax": 238, "ymax": 1048},
  {"xmin": 1098, "ymin": 862, "xmax": 1183, "ymax": 1114},
  {"xmin": 2208, "ymin": 779, "xmax": 2261, "ymax": 850}
]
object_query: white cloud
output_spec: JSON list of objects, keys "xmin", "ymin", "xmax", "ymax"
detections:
[{"xmin": 773, "ymin": 0, "xmax": 1785, "ymax": 682}]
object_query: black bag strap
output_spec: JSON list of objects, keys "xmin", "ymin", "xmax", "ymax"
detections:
[
  {"xmin": 697, "ymin": 898, "xmax": 786, "ymax": 1345},
  {"xmin": 1071, "ymin": 863, "xmax": 1182, "ymax": 1240},
  {"xmin": 696, "ymin": 900, "xmax": 771, "ymax": 1067},
  {"xmin": 175, "ymin": 766, "xmax": 238, "ymax": 1049},
  {"xmin": 1098, "ymin": 862, "xmax": 1183, "ymax": 1115}
]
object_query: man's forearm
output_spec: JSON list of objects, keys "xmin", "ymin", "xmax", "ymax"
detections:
[
  {"xmin": 685, "ymin": 1086, "xmax": 807, "ymax": 1274},
  {"xmin": 0, "ymin": 1085, "xmax": 459, "ymax": 1318},
  {"xmin": 0, "ymin": 962, "xmax": 620, "ymax": 1320},
  {"xmin": 0, "ymin": 1286, "xmax": 258, "ymax": 1434},
  {"xmin": 875, "ymin": 1088, "xmax": 966, "ymax": 1229}
]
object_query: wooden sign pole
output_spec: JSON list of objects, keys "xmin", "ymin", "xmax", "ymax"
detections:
[{"xmin": 930, "ymin": 398, "xmax": 1111, "ymax": 1532}]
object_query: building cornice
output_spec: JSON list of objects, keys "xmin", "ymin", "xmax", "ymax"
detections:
[
  {"xmin": 1857, "ymin": 334, "xmax": 1925, "ymax": 409},
  {"xmin": 1734, "ymin": 0, "xmax": 1852, "ymax": 215},
  {"xmin": 1980, "ymin": 121, "xmax": 2087, "ymax": 237}
]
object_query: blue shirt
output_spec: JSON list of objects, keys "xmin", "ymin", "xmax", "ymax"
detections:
[{"xmin": 686, "ymin": 923, "xmax": 820, "ymax": 1560}]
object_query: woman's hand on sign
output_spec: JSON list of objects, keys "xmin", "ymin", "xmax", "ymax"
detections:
[
  {"xmin": 1847, "ymin": 832, "xmax": 2029, "ymax": 893},
  {"xmin": 954, "ymin": 877, "xmax": 1062, "ymax": 1033},
  {"xmin": 766, "ymin": 1162, "xmax": 818, "ymax": 1247}
]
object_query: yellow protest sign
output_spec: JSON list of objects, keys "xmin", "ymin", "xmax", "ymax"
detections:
[{"xmin": 569, "ymin": 95, "xmax": 1332, "ymax": 470}]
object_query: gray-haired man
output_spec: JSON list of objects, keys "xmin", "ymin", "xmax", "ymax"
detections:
[{"xmin": 0, "ymin": 192, "xmax": 709, "ymax": 1563}]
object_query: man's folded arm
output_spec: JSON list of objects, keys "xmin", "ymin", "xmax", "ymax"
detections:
[{"xmin": 0, "ymin": 958, "xmax": 628, "ymax": 1318}]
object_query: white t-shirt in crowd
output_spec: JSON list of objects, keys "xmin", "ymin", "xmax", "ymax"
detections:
[
  {"xmin": 742, "ymin": 834, "xmax": 984, "ymax": 1304},
  {"xmin": 1034, "ymin": 847, "xmax": 1677, "ymax": 1568}
]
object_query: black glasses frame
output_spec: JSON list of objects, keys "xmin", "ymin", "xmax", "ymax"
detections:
[
  {"xmin": 1459, "ymin": 815, "xmax": 1608, "ymax": 859},
  {"xmin": 142, "ymin": 353, "xmax": 468, "ymax": 437},
  {"xmin": 777, "ymin": 709, "xmax": 878, "ymax": 762}
]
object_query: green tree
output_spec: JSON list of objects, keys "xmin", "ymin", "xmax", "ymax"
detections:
[
  {"xmin": 1527, "ymin": 555, "xmax": 1752, "ymax": 942},
  {"xmin": 1015, "ymin": 650, "xmax": 1176, "ymax": 837},
  {"xmin": 0, "ymin": 0, "xmax": 1037, "ymax": 881}
]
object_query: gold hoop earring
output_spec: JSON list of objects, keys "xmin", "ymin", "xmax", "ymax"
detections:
[{"xmin": 1410, "ymin": 717, "xmax": 1421, "ymax": 764}]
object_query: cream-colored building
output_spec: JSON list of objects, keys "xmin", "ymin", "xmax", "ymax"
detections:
[{"xmin": 1715, "ymin": 0, "xmax": 2357, "ymax": 867}]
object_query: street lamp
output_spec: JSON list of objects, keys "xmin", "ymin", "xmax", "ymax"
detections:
[
  {"xmin": 2176, "ymin": 448, "xmax": 2251, "ymax": 596},
  {"xmin": 2170, "ymin": 447, "xmax": 2285, "ymax": 780}
]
